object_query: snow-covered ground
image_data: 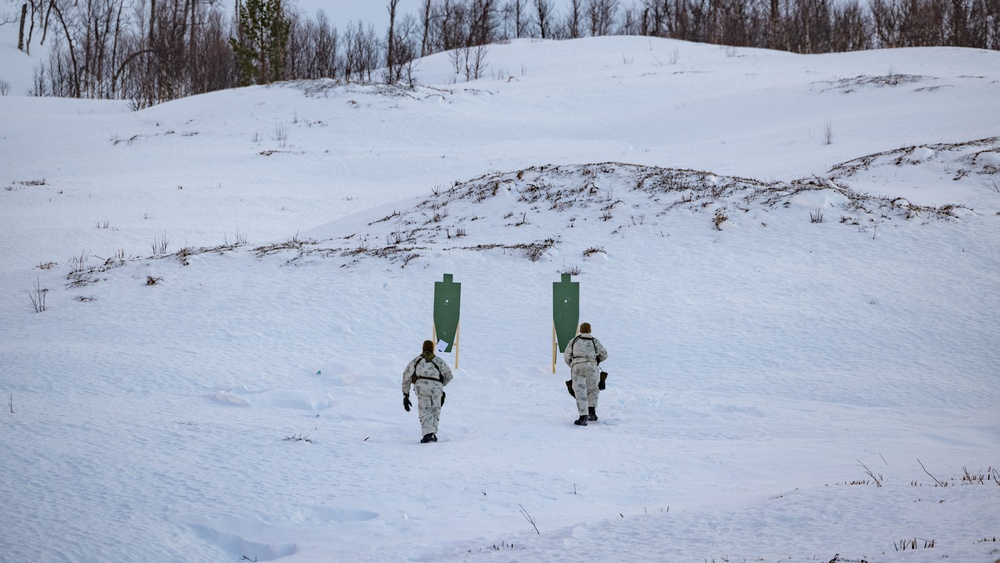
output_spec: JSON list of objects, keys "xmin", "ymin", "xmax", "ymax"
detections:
[{"xmin": 2, "ymin": 23, "xmax": 999, "ymax": 563}]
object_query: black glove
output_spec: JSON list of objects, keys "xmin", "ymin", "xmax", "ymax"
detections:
[
  {"xmin": 565, "ymin": 380, "xmax": 576, "ymax": 398},
  {"xmin": 403, "ymin": 393, "xmax": 411, "ymax": 412},
  {"xmin": 440, "ymin": 391, "xmax": 446, "ymax": 407},
  {"xmin": 599, "ymin": 371, "xmax": 608, "ymax": 390}
]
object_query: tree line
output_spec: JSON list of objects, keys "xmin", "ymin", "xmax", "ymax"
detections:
[{"xmin": 9, "ymin": 0, "xmax": 999, "ymax": 105}]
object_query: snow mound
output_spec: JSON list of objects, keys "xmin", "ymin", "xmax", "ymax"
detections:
[
  {"xmin": 278, "ymin": 152, "xmax": 980, "ymax": 269},
  {"xmin": 787, "ymin": 188, "xmax": 851, "ymax": 209},
  {"xmin": 828, "ymin": 136, "xmax": 1000, "ymax": 209},
  {"xmin": 186, "ymin": 518, "xmax": 299, "ymax": 561}
]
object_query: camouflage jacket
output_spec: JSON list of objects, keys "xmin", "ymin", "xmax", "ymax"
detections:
[
  {"xmin": 564, "ymin": 334, "xmax": 608, "ymax": 367},
  {"xmin": 402, "ymin": 352, "xmax": 454, "ymax": 394}
]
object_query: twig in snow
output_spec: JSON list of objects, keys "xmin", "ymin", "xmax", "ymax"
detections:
[
  {"xmin": 28, "ymin": 278, "xmax": 48, "ymax": 313},
  {"xmin": 857, "ymin": 460, "xmax": 883, "ymax": 487},
  {"xmin": 284, "ymin": 433, "xmax": 314, "ymax": 444},
  {"xmin": 518, "ymin": 504, "xmax": 539, "ymax": 534},
  {"xmin": 894, "ymin": 537, "xmax": 935, "ymax": 551},
  {"xmin": 918, "ymin": 459, "xmax": 947, "ymax": 487},
  {"xmin": 8, "ymin": 392, "xmax": 13, "ymax": 414}
]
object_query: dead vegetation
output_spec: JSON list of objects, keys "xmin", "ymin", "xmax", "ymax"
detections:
[
  {"xmin": 829, "ymin": 137, "xmax": 1000, "ymax": 180},
  {"xmin": 290, "ymin": 156, "xmax": 968, "ymax": 267},
  {"xmin": 43, "ymin": 139, "xmax": 994, "ymax": 281},
  {"xmin": 818, "ymin": 72, "xmax": 932, "ymax": 93},
  {"xmin": 834, "ymin": 462, "xmax": 999, "ymax": 489}
]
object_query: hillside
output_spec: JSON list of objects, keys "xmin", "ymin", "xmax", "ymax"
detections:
[{"xmin": 1, "ymin": 35, "xmax": 999, "ymax": 562}]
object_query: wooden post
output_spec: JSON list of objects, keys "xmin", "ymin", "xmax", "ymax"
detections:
[
  {"xmin": 454, "ymin": 321, "xmax": 460, "ymax": 369},
  {"xmin": 552, "ymin": 322, "xmax": 557, "ymax": 374}
]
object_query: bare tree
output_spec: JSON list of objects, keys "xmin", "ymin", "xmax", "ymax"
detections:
[
  {"xmin": 342, "ymin": 20, "xmax": 380, "ymax": 82},
  {"xmin": 566, "ymin": 0, "xmax": 583, "ymax": 37},
  {"xmin": 512, "ymin": 0, "xmax": 528, "ymax": 37},
  {"xmin": 386, "ymin": 0, "xmax": 402, "ymax": 82},
  {"xmin": 871, "ymin": 0, "xmax": 906, "ymax": 46},
  {"xmin": 620, "ymin": 4, "xmax": 642, "ymax": 34},
  {"xmin": 767, "ymin": 0, "xmax": 784, "ymax": 48},
  {"xmin": 534, "ymin": 0, "xmax": 554, "ymax": 38},
  {"xmin": 17, "ymin": 3, "xmax": 27, "ymax": 51},
  {"xmin": 419, "ymin": 0, "xmax": 433, "ymax": 55},
  {"xmin": 194, "ymin": 7, "xmax": 235, "ymax": 90},
  {"xmin": 468, "ymin": 0, "xmax": 499, "ymax": 45},
  {"xmin": 499, "ymin": 0, "xmax": 527, "ymax": 39},
  {"xmin": 396, "ymin": 13, "xmax": 421, "ymax": 84},
  {"xmin": 586, "ymin": 0, "xmax": 619, "ymax": 36},
  {"xmin": 639, "ymin": 0, "xmax": 669, "ymax": 36},
  {"xmin": 451, "ymin": 42, "xmax": 490, "ymax": 79},
  {"xmin": 312, "ymin": 10, "xmax": 339, "ymax": 78},
  {"xmin": 385, "ymin": 10, "xmax": 419, "ymax": 84},
  {"xmin": 831, "ymin": 0, "xmax": 872, "ymax": 51},
  {"xmin": 46, "ymin": 0, "xmax": 82, "ymax": 96},
  {"xmin": 440, "ymin": 0, "xmax": 468, "ymax": 51},
  {"xmin": 16, "ymin": 0, "xmax": 41, "ymax": 55}
]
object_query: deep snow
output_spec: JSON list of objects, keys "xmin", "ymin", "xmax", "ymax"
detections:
[{"xmin": 2, "ymin": 23, "xmax": 1000, "ymax": 563}]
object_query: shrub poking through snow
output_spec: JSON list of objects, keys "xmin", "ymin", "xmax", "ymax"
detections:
[
  {"xmin": 713, "ymin": 208, "xmax": 729, "ymax": 230},
  {"xmin": 894, "ymin": 537, "xmax": 935, "ymax": 551},
  {"xmin": 28, "ymin": 279, "xmax": 47, "ymax": 313},
  {"xmin": 151, "ymin": 231, "xmax": 170, "ymax": 255},
  {"xmin": 283, "ymin": 433, "xmax": 313, "ymax": 443}
]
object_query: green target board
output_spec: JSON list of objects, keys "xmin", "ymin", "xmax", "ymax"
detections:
[
  {"xmin": 552, "ymin": 273, "xmax": 580, "ymax": 354},
  {"xmin": 433, "ymin": 274, "xmax": 461, "ymax": 353}
]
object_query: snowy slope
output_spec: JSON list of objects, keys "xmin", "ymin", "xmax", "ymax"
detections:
[{"xmin": 2, "ymin": 31, "xmax": 1000, "ymax": 563}]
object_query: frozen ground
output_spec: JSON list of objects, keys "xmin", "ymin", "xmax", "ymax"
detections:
[{"xmin": 1, "ymin": 26, "xmax": 999, "ymax": 563}]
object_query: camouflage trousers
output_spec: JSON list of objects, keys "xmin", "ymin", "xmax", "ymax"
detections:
[
  {"xmin": 415, "ymin": 382, "xmax": 444, "ymax": 435},
  {"xmin": 570, "ymin": 363, "xmax": 600, "ymax": 416}
]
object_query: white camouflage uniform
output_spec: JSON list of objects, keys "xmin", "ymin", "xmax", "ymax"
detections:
[
  {"xmin": 402, "ymin": 353, "xmax": 454, "ymax": 436},
  {"xmin": 564, "ymin": 334, "xmax": 608, "ymax": 416}
]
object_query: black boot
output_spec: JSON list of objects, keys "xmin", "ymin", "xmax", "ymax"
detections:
[
  {"xmin": 574, "ymin": 415, "xmax": 588, "ymax": 426},
  {"xmin": 588, "ymin": 407, "xmax": 598, "ymax": 421},
  {"xmin": 421, "ymin": 433, "xmax": 435, "ymax": 443}
]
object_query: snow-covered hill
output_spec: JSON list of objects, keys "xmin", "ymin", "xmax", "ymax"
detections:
[{"xmin": 1, "ymin": 31, "xmax": 999, "ymax": 563}]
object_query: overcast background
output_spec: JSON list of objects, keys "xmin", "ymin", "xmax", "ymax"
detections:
[{"xmin": 289, "ymin": 0, "xmax": 392, "ymax": 26}]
